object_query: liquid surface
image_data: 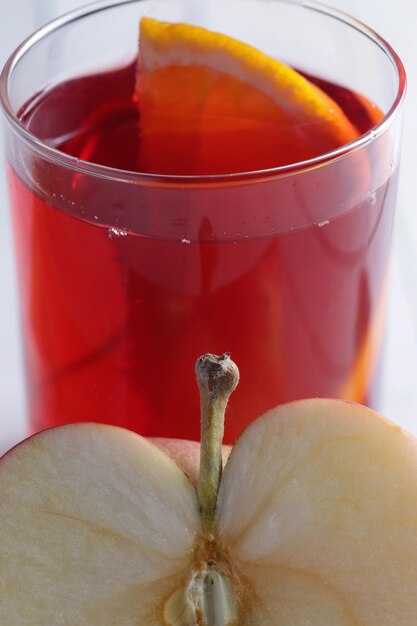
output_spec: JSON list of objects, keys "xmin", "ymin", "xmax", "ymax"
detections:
[
  {"xmin": 10, "ymin": 61, "xmax": 395, "ymax": 442},
  {"xmin": 21, "ymin": 61, "xmax": 379, "ymax": 174}
]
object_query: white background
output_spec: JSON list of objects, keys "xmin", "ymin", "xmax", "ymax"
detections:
[{"xmin": 1, "ymin": 0, "xmax": 417, "ymax": 453}]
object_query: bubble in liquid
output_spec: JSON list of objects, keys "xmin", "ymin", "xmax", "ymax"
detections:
[{"xmin": 108, "ymin": 227, "xmax": 128, "ymax": 238}]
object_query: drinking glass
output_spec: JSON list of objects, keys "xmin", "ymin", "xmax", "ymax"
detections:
[{"xmin": 0, "ymin": 0, "xmax": 406, "ymax": 443}]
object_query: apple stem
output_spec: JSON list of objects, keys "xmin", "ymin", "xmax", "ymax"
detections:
[{"xmin": 196, "ymin": 353, "xmax": 240, "ymax": 532}]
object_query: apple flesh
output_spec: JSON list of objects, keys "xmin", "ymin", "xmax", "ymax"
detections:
[{"xmin": 1, "ymin": 357, "xmax": 417, "ymax": 624}]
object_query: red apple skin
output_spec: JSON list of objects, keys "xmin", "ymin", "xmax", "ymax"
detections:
[
  {"xmin": 0, "ymin": 430, "xmax": 230, "ymax": 490},
  {"xmin": 150, "ymin": 437, "xmax": 232, "ymax": 486},
  {"xmin": 0, "ymin": 398, "xmax": 373, "ymax": 484}
]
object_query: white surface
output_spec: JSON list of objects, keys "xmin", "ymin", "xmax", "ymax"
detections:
[{"xmin": 1, "ymin": 0, "xmax": 417, "ymax": 454}]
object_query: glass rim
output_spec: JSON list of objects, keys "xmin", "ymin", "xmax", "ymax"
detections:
[{"xmin": 0, "ymin": 0, "xmax": 407, "ymax": 187}]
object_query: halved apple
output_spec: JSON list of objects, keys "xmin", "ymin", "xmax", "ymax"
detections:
[{"xmin": 1, "ymin": 355, "xmax": 417, "ymax": 625}]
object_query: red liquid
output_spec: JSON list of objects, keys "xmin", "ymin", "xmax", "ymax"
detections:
[{"xmin": 9, "ymin": 61, "xmax": 396, "ymax": 443}]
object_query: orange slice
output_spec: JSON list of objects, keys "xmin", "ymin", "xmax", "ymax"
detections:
[
  {"xmin": 341, "ymin": 277, "xmax": 388, "ymax": 404},
  {"xmin": 135, "ymin": 17, "xmax": 359, "ymax": 175}
]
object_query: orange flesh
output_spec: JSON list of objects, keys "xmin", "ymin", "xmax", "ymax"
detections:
[{"xmin": 137, "ymin": 65, "xmax": 360, "ymax": 175}]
